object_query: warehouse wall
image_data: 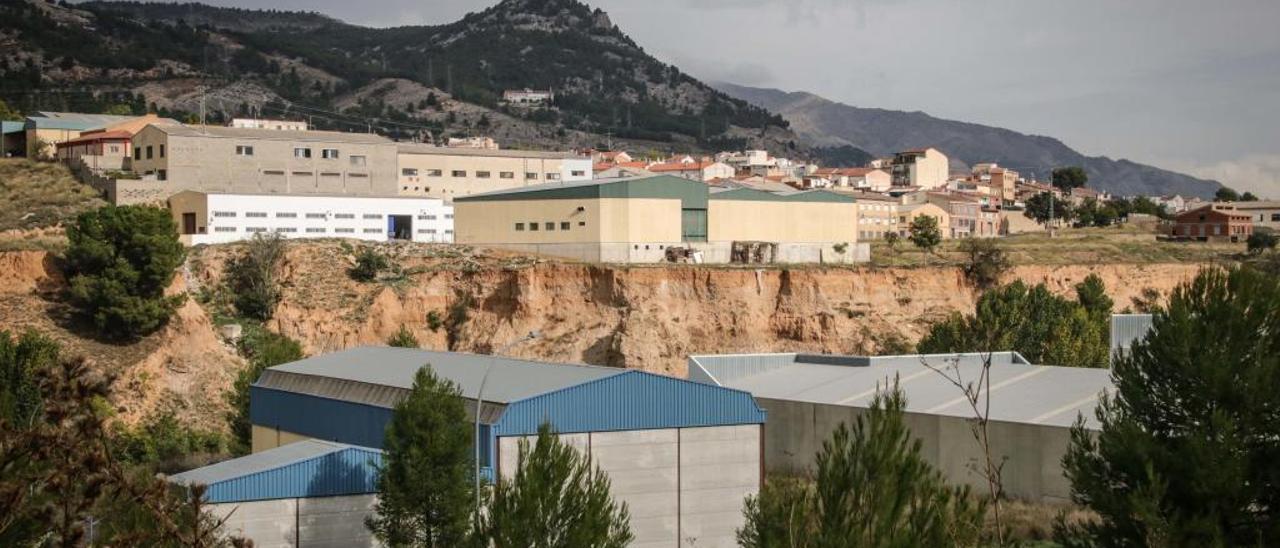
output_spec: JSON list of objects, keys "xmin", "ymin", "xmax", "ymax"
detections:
[
  {"xmin": 208, "ymin": 495, "xmax": 381, "ymax": 548},
  {"xmin": 496, "ymin": 425, "xmax": 761, "ymax": 548},
  {"xmin": 758, "ymin": 398, "xmax": 1074, "ymax": 502},
  {"xmin": 251, "ymin": 424, "xmax": 315, "ymax": 453},
  {"xmin": 208, "ymin": 498, "xmax": 297, "ymax": 548},
  {"xmin": 708, "ymin": 199, "xmax": 858, "ymax": 244}
]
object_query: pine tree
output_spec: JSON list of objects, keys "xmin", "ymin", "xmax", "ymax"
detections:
[
  {"xmin": 479, "ymin": 423, "xmax": 632, "ymax": 548},
  {"xmin": 908, "ymin": 215, "xmax": 942, "ymax": 253},
  {"xmin": 367, "ymin": 367, "xmax": 474, "ymax": 547},
  {"xmin": 739, "ymin": 387, "xmax": 986, "ymax": 548},
  {"xmin": 1060, "ymin": 266, "xmax": 1280, "ymax": 545},
  {"xmin": 387, "ymin": 325, "xmax": 419, "ymax": 348}
]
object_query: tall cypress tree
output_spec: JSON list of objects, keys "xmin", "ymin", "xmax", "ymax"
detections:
[
  {"xmin": 367, "ymin": 367, "xmax": 474, "ymax": 547},
  {"xmin": 1061, "ymin": 266, "xmax": 1280, "ymax": 545},
  {"xmin": 479, "ymin": 423, "xmax": 632, "ymax": 548}
]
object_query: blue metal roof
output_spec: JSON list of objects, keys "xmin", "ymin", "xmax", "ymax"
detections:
[
  {"xmin": 168, "ymin": 440, "xmax": 382, "ymax": 503},
  {"xmin": 495, "ymin": 370, "xmax": 766, "ymax": 437},
  {"xmin": 1, "ymin": 121, "xmax": 22, "ymax": 134}
]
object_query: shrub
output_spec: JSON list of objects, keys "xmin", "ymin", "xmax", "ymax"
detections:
[
  {"xmin": 225, "ymin": 328, "xmax": 304, "ymax": 454},
  {"xmin": 63, "ymin": 205, "xmax": 186, "ymax": 340},
  {"xmin": 960, "ymin": 238, "xmax": 1009, "ymax": 290},
  {"xmin": 226, "ymin": 232, "xmax": 286, "ymax": 320},
  {"xmin": 426, "ymin": 310, "xmax": 443, "ymax": 332},
  {"xmin": 387, "ymin": 325, "xmax": 419, "ymax": 348},
  {"xmin": 350, "ymin": 247, "xmax": 390, "ymax": 282},
  {"xmin": 1246, "ymin": 231, "xmax": 1277, "ymax": 255}
]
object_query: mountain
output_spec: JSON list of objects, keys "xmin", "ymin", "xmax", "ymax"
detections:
[
  {"xmin": 0, "ymin": 0, "xmax": 795, "ymax": 153},
  {"xmin": 714, "ymin": 82, "xmax": 1221, "ymax": 198}
]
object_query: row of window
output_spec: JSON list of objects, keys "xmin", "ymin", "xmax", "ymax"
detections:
[
  {"xmin": 222, "ymin": 227, "xmax": 452, "ymax": 235},
  {"xmin": 402, "ymin": 168, "xmax": 575, "ymax": 180},
  {"xmin": 215, "ymin": 211, "xmax": 452, "ymax": 220},
  {"xmin": 514, "ymin": 221, "xmax": 584, "ymax": 232},
  {"xmin": 232, "ymin": 145, "xmax": 369, "ymax": 167},
  {"xmin": 133, "ymin": 144, "xmax": 165, "ymax": 161}
]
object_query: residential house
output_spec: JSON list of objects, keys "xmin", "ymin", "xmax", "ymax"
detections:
[
  {"xmin": 446, "ymin": 136, "xmax": 498, "ymax": 149},
  {"xmin": 593, "ymin": 150, "xmax": 633, "ymax": 164},
  {"xmin": 648, "ymin": 160, "xmax": 735, "ymax": 182},
  {"xmin": 396, "ymin": 144, "xmax": 591, "ymax": 200},
  {"xmin": 898, "ymin": 202, "xmax": 952, "ymax": 238},
  {"xmin": 1172, "ymin": 203, "xmax": 1253, "ymax": 241},
  {"xmin": 229, "ymin": 118, "xmax": 308, "ymax": 131},
  {"xmin": 970, "ymin": 163, "xmax": 1020, "ymax": 203},
  {"xmin": 502, "ymin": 88, "xmax": 554, "ymax": 104},
  {"xmin": 55, "ymin": 114, "xmax": 178, "ymax": 169},
  {"xmin": 1230, "ymin": 200, "xmax": 1280, "ymax": 231},
  {"xmin": 889, "ymin": 147, "xmax": 950, "ymax": 189},
  {"xmin": 812, "ymin": 167, "xmax": 891, "ymax": 191},
  {"xmin": 23, "ymin": 111, "xmax": 136, "ymax": 158},
  {"xmin": 847, "ymin": 192, "xmax": 901, "ymax": 240}
]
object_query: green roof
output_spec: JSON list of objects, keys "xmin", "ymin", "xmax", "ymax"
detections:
[
  {"xmin": 455, "ymin": 174, "xmax": 709, "ymax": 210},
  {"xmin": 709, "ymin": 188, "xmax": 857, "ymax": 203},
  {"xmin": 1, "ymin": 121, "xmax": 23, "ymax": 134}
]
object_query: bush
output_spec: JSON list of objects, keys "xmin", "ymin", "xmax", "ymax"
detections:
[
  {"xmin": 111, "ymin": 412, "xmax": 226, "ymax": 472},
  {"xmin": 1247, "ymin": 231, "xmax": 1277, "ymax": 255},
  {"xmin": 349, "ymin": 247, "xmax": 390, "ymax": 282},
  {"xmin": 63, "ymin": 205, "xmax": 186, "ymax": 340},
  {"xmin": 960, "ymin": 238, "xmax": 1009, "ymax": 290},
  {"xmin": 225, "ymin": 328, "xmax": 304, "ymax": 454},
  {"xmin": 226, "ymin": 233, "xmax": 286, "ymax": 320},
  {"xmin": 387, "ymin": 325, "xmax": 419, "ymax": 348},
  {"xmin": 426, "ymin": 311, "xmax": 443, "ymax": 332}
]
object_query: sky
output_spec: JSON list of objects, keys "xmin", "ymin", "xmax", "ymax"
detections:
[{"xmin": 119, "ymin": 0, "xmax": 1280, "ymax": 197}]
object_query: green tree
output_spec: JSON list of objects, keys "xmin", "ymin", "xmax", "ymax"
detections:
[
  {"xmin": 480, "ymin": 423, "xmax": 632, "ymax": 548},
  {"xmin": 387, "ymin": 324, "xmax": 420, "ymax": 348},
  {"xmin": 225, "ymin": 329, "xmax": 304, "ymax": 454},
  {"xmin": 103, "ymin": 103, "xmax": 135, "ymax": 116},
  {"xmin": 350, "ymin": 247, "xmax": 390, "ymax": 282},
  {"xmin": 1241, "ymin": 191, "xmax": 1260, "ymax": 202},
  {"xmin": 226, "ymin": 232, "xmax": 286, "ymax": 320},
  {"xmin": 739, "ymin": 388, "xmax": 985, "ymax": 547},
  {"xmin": 0, "ymin": 98, "xmax": 20, "ymax": 121},
  {"xmin": 908, "ymin": 215, "xmax": 942, "ymax": 254},
  {"xmin": 1247, "ymin": 231, "xmax": 1278, "ymax": 254},
  {"xmin": 917, "ymin": 281, "xmax": 1109, "ymax": 368},
  {"xmin": 367, "ymin": 367, "xmax": 474, "ymax": 547},
  {"xmin": 883, "ymin": 231, "xmax": 902, "ymax": 254},
  {"xmin": 960, "ymin": 238, "xmax": 1009, "ymax": 290},
  {"xmin": 1060, "ymin": 267, "xmax": 1280, "ymax": 546},
  {"xmin": 64, "ymin": 206, "xmax": 186, "ymax": 340},
  {"xmin": 1215, "ymin": 187, "xmax": 1240, "ymax": 202},
  {"xmin": 0, "ymin": 329, "xmax": 60, "ymax": 429},
  {"xmin": 1051, "ymin": 166, "xmax": 1088, "ymax": 191},
  {"xmin": 1024, "ymin": 192, "xmax": 1073, "ymax": 225}
]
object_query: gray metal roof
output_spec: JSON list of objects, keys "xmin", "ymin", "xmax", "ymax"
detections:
[
  {"xmin": 453, "ymin": 174, "xmax": 662, "ymax": 200},
  {"xmin": 688, "ymin": 352, "xmax": 1112, "ymax": 429},
  {"xmin": 1110, "ymin": 314, "xmax": 1154, "ymax": 357},
  {"xmin": 151, "ymin": 124, "xmax": 394, "ymax": 144},
  {"xmin": 397, "ymin": 143, "xmax": 586, "ymax": 160},
  {"xmin": 261, "ymin": 347, "xmax": 624, "ymax": 404},
  {"xmin": 168, "ymin": 439, "xmax": 360, "ymax": 486}
]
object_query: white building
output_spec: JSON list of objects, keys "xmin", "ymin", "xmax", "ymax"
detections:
[
  {"xmin": 502, "ymin": 88, "xmax": 554, "ymax": 104},
  {"xmin": 168, "ymin": 191, "xmax": 453, "ymax": 246},
  {"xmin": 229, "ymin": 118, "xmax": 309, "ymax": 131}
]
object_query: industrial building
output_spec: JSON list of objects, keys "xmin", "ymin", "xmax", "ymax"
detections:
[
  {"xmin": 236, "ymin": 347, "xmax": 766, "ymax": 548},
  {"xmin": 453, "ymin": 174, "xmax": 866, "ymax": 263},
  {"xmin": 688, "ymin": 351, "xmax": 1114, "ymax": 502},
  {"xmin": 21, "ymin": 111, "xmax": 137, "ymax": 158},
  {"xmin": 396, "ymin": 143, "xmax": 592, "ymax": 200},
  {"xmin": 1110, "ymin": 313, "xmax": 1154, "ymax": 359},
  {"xmin": 168, "ymin": 440, "xmax": 382, "ymax": 548},
  {"xmin": 167, "ymin": 191, "xmax": 454, "ymax": 245}
]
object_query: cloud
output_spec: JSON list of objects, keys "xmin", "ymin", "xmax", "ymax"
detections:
[{"xmin": 1184, "ymin": 154, "xmax": 1280, "ymax": 199}]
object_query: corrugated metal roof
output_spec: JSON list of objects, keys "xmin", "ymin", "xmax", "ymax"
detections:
[
  {"xmin": 453, "ymin": 175, "xmax": 709, "ymax": 211},
  {"xmin": 151, "ymin": 124, "xmax": 394, "ymax": 144},
  {"xmin": 168, "ymin": 440, "xmax": 382, "ymax": 503},
  {"xmin": 1111, "ymin": 314, "xmax": 1154, "ymax": 356},
  {"xmin": 688, "ymin": 352, "xmax": 1111, "ymax": 429},
  {"xmin": 262, "ymin": 347, "xmax": 623, "ymax": 404},
  {"xmin": 397, "ymin": 143, "xmax": 586, "ymax": 160},
  {"xmin": 1, "ymin": 121, "xmax": 23, "ymax": 134}
]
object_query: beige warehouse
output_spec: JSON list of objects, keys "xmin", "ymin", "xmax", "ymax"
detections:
[{"xmin": 453, "ymin": 174, "xmax": 864, "ymax": 263}]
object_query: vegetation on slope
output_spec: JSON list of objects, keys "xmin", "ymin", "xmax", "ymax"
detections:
[{"xmin": 0, "ymin": 159, "xmax": 106, "ymax": 233}]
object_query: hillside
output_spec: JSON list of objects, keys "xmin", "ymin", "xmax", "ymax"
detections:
[
  {"xmin": 2, "ymin": 0, "xmax": 798, "ymax": 154},
  {"xmin": 714, "ymin": 82, "xmax": 1222, "ymax": 198}
]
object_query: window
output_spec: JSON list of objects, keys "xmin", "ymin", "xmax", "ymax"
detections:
[
  {"xmin": 334, "ymin": 213, "xmax": 355, "ymax": 219},
  {"xmin": 212, "ymin": 211, "xmax": 236, "ymax": 218},
  {"xmin": 245, "ymin": 212, "xmax": 267, "ymax": 218},
  {"xmin": 1272, "ymin": 213, "xmax": 1280, "ymax": 222},
  {"xmin": 322, "ymin": 149, "xmax": 339, "ymax": 159},
  {"xmin": 560, "ymin": 222, "xmax": 570, "ymax": 230},
  {"xmin": 451, "ymin": 170, "xmax": 466, "ymax": 177},
  {"xmin": 159, "ymin": 145, "xmax": 165, "ymax": 158},
  {"xmin": 362, "ymin": 228, "xmax": 382, "ymax": 234},
  {"xmin": 214, "ymin": 226, "xmax": 236, "ymax": 233},
  {"xmin": 246, "ymin": 227, "xmax": 267, "ymax": 233},
  {"xmin": 236, "ymin": 145, "xmax": 254, "ymax": 156},
  {"xmin": 306, "ymin": 227, "xmax": 326, "ymax": 233},
  {"xmin": 515, "ymin": 223, "xmax": 525, "ymax": 231},
  {"xmin": 294, "ymin": 147, "xmax": 312, "ymax": 159},
  {"xmin": 476, "ymin": 171, "xmax": 491, "ymax": 178},
  {"xmin": 292, "ymin": 171, "xmax": 312, "ymax": 177},
  {"xmin": 402, "ymin": 168, "xmax": 419, "ymax": 177},
  {"xmin": 445, "ymin": 229, "xmax": 453, "ymax": 234},
  {"xmin": 500, "ymin": 171, "xmax": 514, "ymax": 179},
  {"xmin": 306, "ymin": 213, "xmax": 327, "ymax": 219},
  {"xmin": 427, "ymin": 169, "xmax": 443, "ymax": 177},
  {"xmin": 275, "ymin": 227, "xmax": 298, "ymax": 233},
  {"xmin": 578, "ymin": 221, "xmax": 586, "ymax": 227},
  {"xmin": 263, "ymin": 170, "xmax": 285, "ymax": 176},
  {"xmin": 363, "ymin": 214, "xmax": 383, "ymax": 220},
  {"xmin": 546, "ymin": 173, "xmax": 560, "ymax": 181},
  {"xmin": 350, "ymin": 173, "xmax": 368, "ymax": 178},
  {"xmin": 146, "ymin": 146, "xmax": 153, "ymax": 159},
  {"xmin": 320, "ymin": 172, "xmax": 340, "ymax": 177},
  {"xmin": 350, "ymin": 155, "xmax": 366, "ymax": 166},
  {"xmin": 525, "ymin": 172, "xmax": 538, "ymax": 180},
  {"xmin": 417, "ymin": 215, "xmax": 437, "ymax": 220},
  {"xmin": 571, "ymin": 170, "xmax": 585, "ymax": 177},
  {"xmin": 419, "ymin": 229, "xmax": 438, "ymax": 234},
  {"xmin": 529, "ymin": 222, "xmax": 539, "ymax": 231},
  {"xmin": 545, "ymin": 222, "xmax": 555, "ymax": 231},
  {"xmin": 445, "ymin": 214, "xmax": 453, "ymax": 219},
  {"xmin": 275, "ymin": 212, "xmax": 296, "ymax": 218},
  {"xmin": 134, "ymin": 148, "xmax": 141, "ymax": 160},
  {"xmin": 335, "ymin": 228, "xmax": 355, "ymax": 233}
]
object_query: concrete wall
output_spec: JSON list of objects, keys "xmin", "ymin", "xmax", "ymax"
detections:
[
  {"xmin": 251, "ymin": 424, "xmax": 315, "ymax": 453},
  {"xmin": 398, "ymin": 149, "xmax": 591, "ymax": 200},
  {"xmin": 169, "ymin": 192, "xmax": 454, "ymax": 245},
  {"xmin": 758, "ymin": 398, "xmax": 1074, "ymax": 502},
  {"xmin": 208, "ymin": 495, "xmax": 381, "ymax": 548},
  {"xmin": 496, "ymin": 425, "xmax": 761, "ymax": 548},
  {"xmin": 708, "ymin": 199, "xmax": 858, "ymax": 244}
]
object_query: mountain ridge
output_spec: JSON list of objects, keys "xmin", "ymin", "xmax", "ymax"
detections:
[{"xmin": 713, "ymin": 82, "xmax": 1221, "ymax": 198}]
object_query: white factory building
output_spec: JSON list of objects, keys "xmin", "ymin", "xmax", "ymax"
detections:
[{"xmin": 168, "ymin": 191, "xmax": 454, "ymax": 245}]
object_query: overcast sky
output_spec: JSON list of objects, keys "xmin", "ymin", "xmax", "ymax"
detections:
[{"xmin": 121, "ymin": 0, "xmax": 1280, "ymax": 196}]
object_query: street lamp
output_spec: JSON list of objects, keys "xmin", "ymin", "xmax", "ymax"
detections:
[{"xmin": 474, "ymin": 330, "xmax": 540, "ymax": 516}]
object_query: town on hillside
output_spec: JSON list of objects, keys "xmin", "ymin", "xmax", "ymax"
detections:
[{"xmin": 2, "ymin": 1, "xmax": 1277, "ymax": 547}]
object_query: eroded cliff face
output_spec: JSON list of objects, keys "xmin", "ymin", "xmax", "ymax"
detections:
[{"xmin": 0, "ymin": 241, "xmax": 1204, "ymax": 427}]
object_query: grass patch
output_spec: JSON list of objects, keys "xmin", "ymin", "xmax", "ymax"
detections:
[{"xmin": 0, "ymin": 158, "xmax": 106, "ymax": 232}]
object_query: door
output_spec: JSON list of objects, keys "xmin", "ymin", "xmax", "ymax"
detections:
[
  {"xmin": 681, "ymin": 208, "xmax": 707, "ymax": 242},
  {"xmin": 182, "ymin": 213, "xmax": 196, "ymax": 235}
]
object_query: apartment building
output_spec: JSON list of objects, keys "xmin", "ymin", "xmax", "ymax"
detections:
[
  {"xmin": 971, "ymin": 163, "xmax": 1020, "ymax": 203},
  {"xmin": 396, "ymin": 144, "xmax": 591, "ymax": 201},
  {"xmin": 890, "ymin": 147, "xmax": 950, "ymax": 189},
  {"xmin": 131, "ymin": 124, "xmax": 399, "ymax": 195},
  {"xmin": 850, "ymin": 192, "xmax": 900, "ymax": 240},
  {"xmin": 167, "ymin": 191, "xmax": 453, "ymax": 246}
]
